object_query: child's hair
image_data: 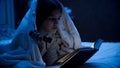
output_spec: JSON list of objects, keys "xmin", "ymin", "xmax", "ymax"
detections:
[{"xmin": 36, "ymin": 0, "xmax": 62, "ymax": 29}]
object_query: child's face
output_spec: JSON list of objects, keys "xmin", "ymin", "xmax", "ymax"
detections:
[{"xmin": 40, "ymin": 10, "xmax": 61, "ymax": 34}]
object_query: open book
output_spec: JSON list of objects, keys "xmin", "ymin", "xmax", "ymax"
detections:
[{"xmin": 52, "ymin": 39, "xmax": 103, "ymax": 68}]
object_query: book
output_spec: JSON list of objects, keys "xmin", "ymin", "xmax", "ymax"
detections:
[{"xmin": 52, "ymin": 39, "xmax": 103, "ymax": 68}]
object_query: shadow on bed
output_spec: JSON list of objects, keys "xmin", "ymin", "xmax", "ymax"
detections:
[{"xmin": 79, "ymin": 63, "xmax": 112, "ymax": 68}]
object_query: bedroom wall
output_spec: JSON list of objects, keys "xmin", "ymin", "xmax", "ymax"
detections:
[
  {"xmin": 14, "ymin": 0, "xmax": 29, "ymax": 29},
  {"xmin": 60, "ymin": 0, "xmax": 120, "ymax": 42},
  {"xmin": 0, "ymin": 0, "xmax": 15, "ymax": 40}
]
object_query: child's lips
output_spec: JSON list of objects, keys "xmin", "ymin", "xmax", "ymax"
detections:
[{"xmin": 53, "ymin": 26, "xmax": 57, "ymax": 29}]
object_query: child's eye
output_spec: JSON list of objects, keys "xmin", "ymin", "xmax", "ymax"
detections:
[
  {"xmin": 48, "ymin": 18, "xmax": 59, "ymax": 21},
  {"xmin": 48, "ymin": 18, "xmax": 56, "ymax": 21}
]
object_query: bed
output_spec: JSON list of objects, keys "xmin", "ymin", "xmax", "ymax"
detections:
[
  {"xmin": 79, "ymin": 42, "xmax": 120, "ymax": 68},
  {"xmin": 0, "ymin": 40, "xmax": 120, "ymax": 68}
]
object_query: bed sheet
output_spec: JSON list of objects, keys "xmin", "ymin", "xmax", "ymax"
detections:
[{"xmin": 79, "ymin": 42, "xmax": 120, "ymax": 68}]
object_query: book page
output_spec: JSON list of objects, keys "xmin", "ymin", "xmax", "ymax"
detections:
[{"xmin": 57, "ymin": 49, "xmax": 80, "ymax": 63}]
